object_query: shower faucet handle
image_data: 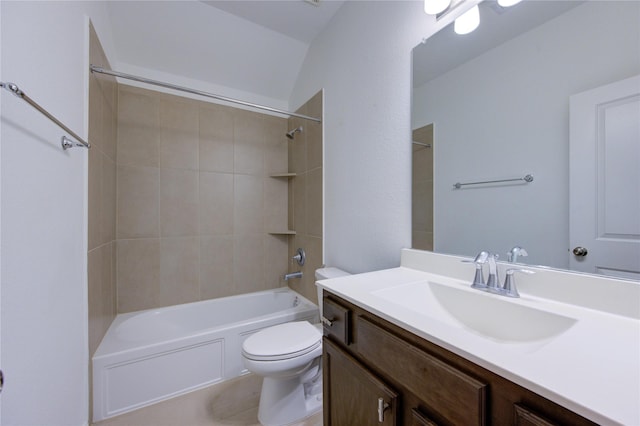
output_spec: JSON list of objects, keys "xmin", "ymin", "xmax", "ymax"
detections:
[{"xmin": 292, "ymin": 248, "xmax": 306, "ymax": 266}]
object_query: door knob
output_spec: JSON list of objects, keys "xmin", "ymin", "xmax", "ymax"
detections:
[{"xmin": 573, "ymin": 247, "xmax": 588, "ymax": 257}]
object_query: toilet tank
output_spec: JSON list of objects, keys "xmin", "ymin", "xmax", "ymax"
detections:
[{"xmin": 315, "ymin": 267, "xmax": 351, "ymax": 317}]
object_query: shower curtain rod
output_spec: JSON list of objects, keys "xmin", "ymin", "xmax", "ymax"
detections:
[
  {"xmin": 0, "ymin": 81, "xmax": 90, "ymax": 150},
  {"xmin": 90, "ymin": 65, "xmax": 322, "ymax": 123}
]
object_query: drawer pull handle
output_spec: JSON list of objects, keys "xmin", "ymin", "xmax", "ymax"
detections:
[
  {"xmin": 321, "ymin": 316, "xmax": 334, "ymax": 327},
  {"xmin": 377, "ymin": 397, "xmax": 390, "ymax": 423}
]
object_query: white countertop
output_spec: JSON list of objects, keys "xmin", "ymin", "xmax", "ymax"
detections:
[{"xmin": 317, "ymin": 251, "xmax": 640, "ymax": 426}]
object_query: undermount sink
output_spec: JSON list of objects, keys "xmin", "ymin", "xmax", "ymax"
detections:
[{"xmin": 373, "ymin": 281, "xmax": 577, "ymax": 346}]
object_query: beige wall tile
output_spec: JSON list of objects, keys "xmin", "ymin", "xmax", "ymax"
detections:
[
  {"xmin": 160, "ymin": 168, "xmax": 198, "ymax": 237},
  {"xmin": 101, "ymin": 77, "xmax": 118, "ymax": 162},
  {"xmin": 100, "ymin": 242, "xmax": 115, "ymax": 333},
  {"xmin": 234, "ymin": 234, "xmax": 264, "ymax": 293},
  {"xmin": 292, "ymin": 173, "xmax": 307, "ymax": 235},
  {"xmin": 264, "ymin": 178, "xmax": 288, "ymax": 232},
  {"xmin": 264, "ymin": 116, "xmax": 288, "ymax": 174},
  {"xmin": 199, "ymin": 104, "xmax": 234, "ymax": 173},
  {"xmin": 88, "ymin": 242, "xmax": 116, "ymax": 356},
  {"xmin": 306, "ymin": 120, "xmax": 322, "ymax": 171},
  {"xmin": 88, "ymin": 145, "xmax": 102, "ymax": 251},
  {"xmin": 88, "ymin": 247, "xmax": 103, "ymax": 355},
  {"xmin": 264, "ymin": 235, "xmax": 289, "ymax": 289},
  {"xmin": 199, "ymin": 171, "xmax": 234, "ymax": 235},
  {"xmin": 159, "ymin": 98, "xmax": 199, "ymax": 170},
  {"xmin": 234, "ymin": 110, "xmax": 265, "ymax": 176},
  {"xmin": 117, "ymin": 165, "xmax": 159, "ymax": 239},
  {"xmin": 306, "ymin": 167, "xmax": 323, "ymax": 238},
  {"xmin": 114, "ymin": 85, "xmax": 292, "ymax": 310},
  {"xmin": 117, "ymin": 238, "xmax": 160, "ymax": 313},
  {"xmin": 117, "ymin": 87, "xmax": 159, "ymax": 167},
  {"xmin": 89, "ymin": 73, "xmax": 104, "ymax": 152},
  {"xmin": 234, "ymin": 175, "xmax": 264, "ymax": 235},
  {"xmin": 101, "ymin": 156, "xmax": 116, "ymax": 245},
  {"xmin": 305, "ymin": 90, "xmax": 323, "ymax": 119},
  {"xmin": 159, "ymin": 237, "xmax": 200, "ymax": 307},
  {"xmin": 287, "ymin": 235, "xmax": 322, "ymax": 304},
  {"xmin": 88, "ymin": 24, "xmax": 118, "ymax": 367},
  {"xmin": 200, "ymin": 235, "xmax": 235, "ymax": 300},
  {"xmin": 288, "ymin": 117, "xmax": 306, "ymax": 174}
]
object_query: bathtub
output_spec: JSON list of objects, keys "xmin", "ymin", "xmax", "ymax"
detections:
[{"xmin": 92, "ymin": 287, "xmax": 318, "ymax": 422}]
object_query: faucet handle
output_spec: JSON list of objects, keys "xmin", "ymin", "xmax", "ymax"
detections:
[
  {"xmin": 462, "ymin": 251, "xmax": 490, "ymax": 289},
  {"xmin": 502, "ymin": 268, "xmax": 535, "ymax": 298}
]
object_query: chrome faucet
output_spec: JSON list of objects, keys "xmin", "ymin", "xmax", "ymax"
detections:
[
  {"xmin": 284, "ymin": 271, "xmax": 303, "ymax": 281},
  {"xmin": 466, "ymin": 251, "xmax": 534, "ymax": 298},
  {"xmin": 470, "ymin": 251, "xmax": 489, "ymax": 289},
  {"xmin": 486, "ymin": 253, "xmax": 501, "ymax": 293},
  {"xmin": 507, "ymin": 246, "xmax": 528, "ymax": 263},
  {"xmin": 502, "ymin": 268, "xmax": 535, "ymax": 297}
]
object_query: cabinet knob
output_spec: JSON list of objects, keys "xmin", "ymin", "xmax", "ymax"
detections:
[{"xmin": 377, "ymin": 397, "xmax": 390, "ymax": 423}]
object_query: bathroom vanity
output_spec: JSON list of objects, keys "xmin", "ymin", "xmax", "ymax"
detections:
[{"xmin": 318, "ymin": 249, "xmax": 640, "ymax": 425}]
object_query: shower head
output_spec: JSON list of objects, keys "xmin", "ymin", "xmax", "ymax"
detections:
[{"xmin": 286, "ymin": 126, "xmax": 303, "ymax": 140}]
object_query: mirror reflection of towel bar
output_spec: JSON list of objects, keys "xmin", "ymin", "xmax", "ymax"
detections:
[
  {"xmin": 412, "ymin": 141, "xmax": 432, "ymax": 148},
  {"xmin": 454, "ymin": 174, "xmax": 533, "ymax": 189}
]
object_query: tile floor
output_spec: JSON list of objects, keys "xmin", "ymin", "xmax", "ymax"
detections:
[{"xmin": 92, "ymin": 373, "xmax": 322, "ymax": 426}]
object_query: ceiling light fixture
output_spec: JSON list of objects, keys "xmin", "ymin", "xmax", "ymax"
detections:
[
  {"xmin": 424, "ymin": 0, "xmax": 451, "ymax": 15},
  {"xmin": 454, "ymin": 4, "xmax": 480, "ymax": 35}
]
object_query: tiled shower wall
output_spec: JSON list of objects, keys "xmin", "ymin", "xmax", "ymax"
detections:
[
  {"xmin": 286, "ymin": 91, "xmax": 323, "ymax": 304},
  {"xmin": 115, "ymin": 85, "xmax": 290, "ymax": 313},
  {"xmin": 88, "ymin": 24, "xmax": 118, "ymax": 356}
]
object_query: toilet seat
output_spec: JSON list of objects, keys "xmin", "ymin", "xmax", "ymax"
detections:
[{"xmin": 242, "ymin": 321, "xmax": 321, "ymax": 361}]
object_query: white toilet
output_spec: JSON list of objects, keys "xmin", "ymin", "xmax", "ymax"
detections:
[{"xmin": 241, "ymin": 267, "xmax": 350, "ymax": 426}]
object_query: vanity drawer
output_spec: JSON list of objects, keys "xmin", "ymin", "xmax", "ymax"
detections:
[
  {"xmin": 356, "ymin": 316, "xmax": 487, "ymax": 426},
  {"xmin": 322, "ymin": 297, "xmax": 352, "ymax": 345}
]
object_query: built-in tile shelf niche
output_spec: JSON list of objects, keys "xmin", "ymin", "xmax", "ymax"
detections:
[{"xmin": 269, "ymin": 173, "xmax": 297, "ymax": 235}]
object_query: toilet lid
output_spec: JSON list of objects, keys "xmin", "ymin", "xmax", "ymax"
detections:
[{"xmin": 242, "ymin": 321, "xmax": 321, "ymax": 361}]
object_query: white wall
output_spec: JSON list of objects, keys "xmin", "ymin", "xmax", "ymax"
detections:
[
  {"xmin": 1, "ymin": 2, "xmax": 115, "ymax": 424},
  {"xmin": 412, "ymin": 1, "xmax": 640, "ymax": 268},
  {"xmin": 290, "ymin": 1, "xmax": 447, "ymax": 273},
  {"xmin": 105, "ymin": 1, "xmax": 307, "ymax": 110}
]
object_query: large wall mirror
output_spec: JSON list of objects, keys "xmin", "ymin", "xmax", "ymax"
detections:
[{"xmin": 412, "ymin": 0, "xmax": 640, "ymax": 277}]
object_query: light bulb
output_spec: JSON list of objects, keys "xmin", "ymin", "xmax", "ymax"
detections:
[
  {"xmin": 454, "ymin": 5, "xmax": 480, "ymax": 35},
  {"xmin": 424, "ymin": 0, "xmax": 451, "ymax": 15},
  {"xmin": 497, "ymin": 0, "xmax": 522, "ymax": 7}
]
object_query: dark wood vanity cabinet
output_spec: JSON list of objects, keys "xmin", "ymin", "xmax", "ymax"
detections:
[{"xmin": 322, "ymin": 293, "xmax": 598, "ymax": 426}]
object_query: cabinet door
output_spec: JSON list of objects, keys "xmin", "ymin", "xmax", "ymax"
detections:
[
  {"xmin": 357, "ymin": 316, "xmax": 487, "ymax": 425},
  {"xmin": 324, "ymin": 337, "xmax": 398, "ymax": 426}
]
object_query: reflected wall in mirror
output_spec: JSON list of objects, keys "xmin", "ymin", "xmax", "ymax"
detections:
[{"xmin": 412, "ymin": 0, "xmax": 640, "ymax": 276}]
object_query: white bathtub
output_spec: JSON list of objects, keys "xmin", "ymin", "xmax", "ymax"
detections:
[{"xmin": 92, "ymin": 287, "xmax": 318, "ymax": 422}]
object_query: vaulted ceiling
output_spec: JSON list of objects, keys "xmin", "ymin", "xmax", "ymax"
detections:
[{"xmin": 105, "ymin": 0, "xmax": 344, "ymax": 106}]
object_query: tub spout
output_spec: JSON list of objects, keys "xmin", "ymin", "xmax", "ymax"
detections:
[{"xmin": 284, "ymin": 271, "xmax": 303, "ymax": 281}]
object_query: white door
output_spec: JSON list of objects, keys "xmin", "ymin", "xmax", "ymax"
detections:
[{"xmin": 569, "ymin": 75, "xmax": 640, "ymax": 278}]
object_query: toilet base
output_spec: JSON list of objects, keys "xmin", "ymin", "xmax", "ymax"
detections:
[{"xmin": 257, "ymin": 363, "xmax": 322, "ymax": 426}]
